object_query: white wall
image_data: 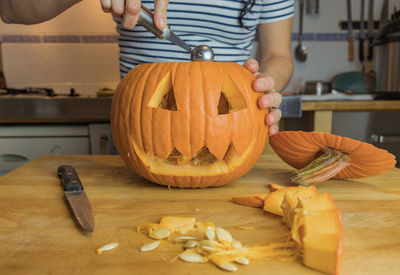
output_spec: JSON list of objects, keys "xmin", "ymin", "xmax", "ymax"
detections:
[{"xmin": 0, "ymin": 0, "xmax": 120, "ymax": 95}]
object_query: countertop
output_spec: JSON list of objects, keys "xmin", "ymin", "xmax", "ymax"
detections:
[{"xmin": 0, "ymin": 153, "xmax": 399, "ymax": 274}]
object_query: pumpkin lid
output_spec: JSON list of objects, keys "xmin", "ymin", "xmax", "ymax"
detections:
[{"xmin": 269, "ymin": 131, "xmax": 396, "ymax": 179}]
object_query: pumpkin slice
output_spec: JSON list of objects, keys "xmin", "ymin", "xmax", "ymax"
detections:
[
  {"xmin": 267, "ymin": 183, "xmax": 285, "ymax": 192},
  {"xmin": 263, "ymin": 186, "xmax": 318, "ymax": 216},
  {"xmin": 283, "ymin": 193, "xmax": 337, "ymax": 227},
  {"xmin": 269, "ymin": 131, "xmax": 396, "ymax": 186},
  {"xmin": 159, "ymin": 216, "xmax": 196, "ymax": 234},
  {"xmin": 291, "ymin": 209, "xmax": 343, "ymax": 275},
  {"xmin": 232, "ymin": 193, "xmax": 268, "ymax": 208},
  {"xmin": 302, "ymin": 233, "xmax": 343, "ymax": 275}
]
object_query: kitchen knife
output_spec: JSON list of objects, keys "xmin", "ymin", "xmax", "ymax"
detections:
[
  {"xmin": 57, "ymin": 165, "xmax": 94, "ymax": 233},
  {"xmin": 367, "ymin": 0, "xmax": 374, "ymax": 61},
  {"xmin": 359, "ymin": 0, "xmax": 365, "ymax": 63},
  {"xmin": 346, "ymin": 0, "xmax": 354, "ymax": 61},
  {"xmin": 138, "ymin": 4, "xmax": 192, "ymax": 53}
]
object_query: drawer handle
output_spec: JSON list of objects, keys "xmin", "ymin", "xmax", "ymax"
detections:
[
  {"xmin": 371, "ymin": 134, "xmax": 400, "ymax": 144},
  {"xmin": 0, "ymin": 154, "xmax": 29, "ymax": 162}
]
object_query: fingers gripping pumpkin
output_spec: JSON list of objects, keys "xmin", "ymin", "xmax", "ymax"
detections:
[{"xmin": 111, "ymin": 62, "xmax": 268, "ymax": 188}]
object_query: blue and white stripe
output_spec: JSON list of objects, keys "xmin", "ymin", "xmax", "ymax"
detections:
[{"xmin": 115, "ymin": 0, "xmax": 294, "ymax": 77}]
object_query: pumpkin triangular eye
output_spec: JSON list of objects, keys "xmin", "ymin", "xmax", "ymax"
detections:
[
  {"xmin": 217, "ymin": 74, "xmax": 247, "ymax": 114},
  {"xmin": 217, "ymin": 92, "xmax": 231, "ymax": 114},
  {"xmin": 148, "ymin": 71, "xmax": 177, "ymax": 111},
  {"xmin": 160, "ymin": 88, "xmax": 177, "ymax": 111}
]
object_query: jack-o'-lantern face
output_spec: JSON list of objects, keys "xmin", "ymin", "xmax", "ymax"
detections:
[{"xmin": 111, "ymin": 62, "xmax": 268, "ymax": 188}]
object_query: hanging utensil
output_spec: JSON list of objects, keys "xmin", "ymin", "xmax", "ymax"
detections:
[
  {"xmin": 294, "ymin": 0, "xmax": 307, "ymax": 62},
  {"xmin": 359, "ymin": 0, "xmax": 365, "ymax": 63},
  {"xmin": 346, "ymin": 0, "xmax": 354, "ymax": 61},
  {"xmin": 380, "ymin": 0, "xmax": 389, "ymax": 27},
  {"xmin": 367, "ymin": 0, "xmax": 374, "ymax": 61}
]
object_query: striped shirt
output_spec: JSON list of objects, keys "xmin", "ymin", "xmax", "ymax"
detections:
[{"xmin": 115, "ymin": 0, "xmax": 294, "ymax": 77}]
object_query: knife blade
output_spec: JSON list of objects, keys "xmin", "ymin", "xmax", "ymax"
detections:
[
  {"xmin": 138, "ymin": 4, "xmax": 192, "ymax": 53},
  {"xmin": 58, "ymin": 165, "xmax": 94, "ymax": 233},
  {"xmin": 367, "ymin": 0, "xmax": 374, "ymax": 61},
  {"xmin": 346, "ymin": 0, "xmax": 354, "ymax": 61}
]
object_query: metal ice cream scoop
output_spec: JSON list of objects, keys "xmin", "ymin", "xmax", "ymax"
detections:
[{"xmin": 138, "ymin": 4, "xmax": 214, "ymax": 61}]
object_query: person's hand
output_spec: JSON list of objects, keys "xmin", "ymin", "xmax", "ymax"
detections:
[
  {"xmin": 244, "ymin": 58, "xmax": 282, "ymax": 136},
  {"xmin": 100, "ymin": 0, "xmax": 169, "ymax": 30}
]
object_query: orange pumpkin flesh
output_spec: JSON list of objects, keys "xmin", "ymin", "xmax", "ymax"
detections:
[
  {"xmin": 111, "ymin": 62, "xmax": 268, "ymax": 188},
  {"xmin": 231, "ymin": 193, "xmax": 268, "ymax": 208},
  {"xmin": 267, "ymin": 182, "xmax": 285, "ymax": 192},
  {"xmin": 263, "ymin": 186, "xmax": 317, "ymax": 216},
  {"xmin": 262, "ymin": 186, "xmax": 343, "ymax": 275},
  {"xmin": 269, "ymin": 131, "xmax": 396, "ymax": 186}
]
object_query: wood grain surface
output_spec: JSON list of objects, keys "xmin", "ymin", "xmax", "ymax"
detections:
[
  {"xmin": 0, "ymin": 153, "xmax": 399, "ymax": 274},
  {"xmin": 302, "ymin": 100, "xmax": 400, "ymax": 111}
]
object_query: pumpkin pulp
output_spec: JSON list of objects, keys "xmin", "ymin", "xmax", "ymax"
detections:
[{"xmin": 292, "ymin": 147, "xmax": 351, "ymax": 186}]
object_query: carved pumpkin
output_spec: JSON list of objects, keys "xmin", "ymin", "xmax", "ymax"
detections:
[{"xmin": 111, "ymin": 62, "xmax": 268, "ymax": 188}]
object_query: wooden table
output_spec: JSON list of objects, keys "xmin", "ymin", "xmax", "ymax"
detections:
[{"xmin": 0, "ymin": 153, "xmax": 399, "ymax": 274}]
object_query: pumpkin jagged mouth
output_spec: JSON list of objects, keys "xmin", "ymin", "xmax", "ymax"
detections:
[
  {"xmin": 166, "ymin": 146, "xmax": 230, "ymax": 166},
  {"xmin": 130, "ymin": 136, "xmax": 258, "ymax": 176}
]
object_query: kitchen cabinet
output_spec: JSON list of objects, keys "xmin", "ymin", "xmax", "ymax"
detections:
[{"xmin": 0, "ymin": 125, "xmax": 90, "ymax": 176}]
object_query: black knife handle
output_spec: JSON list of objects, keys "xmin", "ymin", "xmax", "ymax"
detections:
[
  {"xmin": 367, "ymin": 37, "xmax": 374, "ymax": 61},
  {"xmin": 57, "ymin": 165, "xmax": 84, "ymax": 192},
  {"xmin": 359, "ymin": 37, "xmax": 364, "ymax": 62}
]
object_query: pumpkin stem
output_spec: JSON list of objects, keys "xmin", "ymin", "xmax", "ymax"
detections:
[{"xmin": 291, "ymin": 148, "xmax": 350, "ymax": 186}]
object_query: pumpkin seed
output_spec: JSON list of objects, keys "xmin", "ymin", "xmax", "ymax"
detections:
[
  {"xmin": 205, "ymin": 226, "xmax": 216, "ymax": 241},
  {"xmin": 140, "ymin": 240, "xmax": 160, "ymax": 252},
  {"xmin": 179, "ymin": 250, "xmax": 206, "ymax": 263},
  {"xmin": 234, "ymin": 257, "xmax": 249, "ymax": 265},
  {"xmin": 216, "ymin": 227, "xmax": 233, "ymax": 244},
  {"xmin": 174, "ymin": 236, "xmax": 197, "ymax": 243},
  {"xmin": 232, "ymin": 240, "xmax": 243, "ymax": 249},
  {"xmin": 234, "ymin": 225, "xmax": 255, "ymax": 230},
  {"xmin": 148, "ymin": 227, "xmax": 170, "ymax": 240},
  {"xmin": 183, "ymin": 240, "xmax": 198, "ymax": 248},
  {"xmin": 199, "ymin": 239, "xmax": 224, "ymax": 249},
  {"xmin": 96, "ymin": 242, "xmax": 118, "ymax": 254},
  {"xmin": 217, "ymin": 262, "xmax": 238, "ymax": 272}
]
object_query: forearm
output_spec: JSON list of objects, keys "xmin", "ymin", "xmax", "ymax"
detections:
[
  {"xmin": 259, "ymin": 55, "xmax": 293, "ymax": 92},
  {"xmin": 0, "ymin": 0, "xmax": 81, "ymax": 24}
]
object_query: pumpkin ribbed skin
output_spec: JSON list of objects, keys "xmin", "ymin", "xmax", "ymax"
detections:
[
  {"xmin": 111, "ymin": 62, "xmax": 268, "ymax": 188},
  {"xmin": 269, "ymin": 131, "xmax": 396, "ymax": 179}
]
